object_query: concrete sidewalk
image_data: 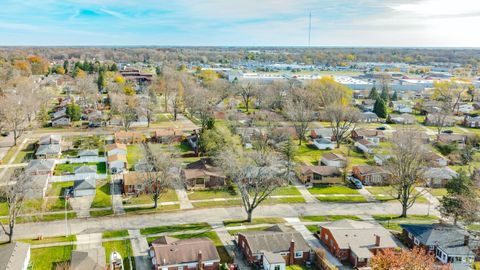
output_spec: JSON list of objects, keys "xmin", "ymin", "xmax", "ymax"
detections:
[{"xmin": 128, "ymin": 229, "xmax": 151, "ymax": 270}]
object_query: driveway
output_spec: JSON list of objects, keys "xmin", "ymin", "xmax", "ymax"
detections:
[
  {"xmin": 128, "ymin": 229, "xmax": 151, "ymax": 270},
  {"xmin": 69, "ymin": 195, "xmax": 94, "ymax": 218}
]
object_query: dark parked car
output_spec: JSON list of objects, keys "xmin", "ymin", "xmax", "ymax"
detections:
[
  {"xmin": 442, "ymin": 130, "xmax": 453, "ymax": 134},
  {"xmin": 376, "ymin": 126, "xmax": 386, "ymax": 130}
]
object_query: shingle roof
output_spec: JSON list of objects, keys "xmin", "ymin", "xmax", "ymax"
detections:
[
  {"xmin": 424, "ymin": 167, "xmax": 458, "ymax": 179},
  {"xmin": 105, "ymin": 143, "xmax": 127, "ymax": 152},
  {"xmin": 0, "ymin": 242, "xmax": 30, "ymax": 270},
  {"xmin": 74, "ymin": 166, "xmax": 97, "ymax": 174},
  {"xmin": 26, "ymin": 159, "xmax": 55, "ymax": 173},
  {"xmin": 73, "ymin": 178, "xmax": 96, "ymax": 190},
  {"xmin": 239, "ymin": 229, "xmax": 310, "ymax": 254},
  {"xmin": 354, "ymin": 165, "xmax": 389, "ymax": 175},
  {"xmin": 38, "ymin": 134, "xmax": 61, "ymax": 145},
  {"xmin": 183, "ymin": 159, "xmax": 225, "ymax": 180},
  {"xmin": 36, "ymin": 144, "xmax": 61, "ymax": 155},
  {"xmin": 299, "ymin": 165, "xmax": 341, "ymax": 177},
  {"xmin": 70, "ymin": 248, "xmax": 105, "ymax": 270},
  {"xmin": 78, "ymin": 149, "xmax": 99, "ymax": 157},
  {"xmin": 151, "ymin": 236, "xmax": 220, "ymax": 266},
  {"xmin": 400, "ymin": 224, "xmax": 480, "ymax": 257},
  {"xmin": 321, "ymin": 152, "xmax": 345, "ymax": 161},
  {"xmin": 320, "ymin": 220, "xmax": 398, "ymax": 258}
]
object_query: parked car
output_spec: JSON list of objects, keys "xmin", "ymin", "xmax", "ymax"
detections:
[
  {"xmin": 442, "ymin": 130, "xmax": 453, "ymax": 134},
  {"xmin": 347, "ymin": 176, "xmax": 363, "ymax": 189},
  {"xmin": 376, "ymin": 126, "xmax": 386, "ymax": 130}
]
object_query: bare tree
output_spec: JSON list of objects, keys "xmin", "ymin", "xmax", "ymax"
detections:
[
  {"xmin": 139, "ymin": 90, "xmax": 158, "ymax": 128},
  {"xmin": 74, "ymin": 75, "xmax": 98, "ymax": 109},
  {"xmin": 109, "ymin": 92, "xmax": 138, "ymax": 131},
  {"xmin": 0, "ymin": 92, "xmax": 30, "ymax": 146},
  {"xmin": 0, "ymin": 170, "xmax": 31, "ymax": 243},
  {"xmin": 386, "ymin": 130, "xmax": 428, "ymax": 218},
  {"xmin": 325, "ymin": 105, "xmax": 360, "ymax": 148},
  {"xmin": 185, "ymin": 86, "xmax": 215, "ymax": 130},
  {"xmin": 236, "ymin": 82, "xmax": 257, "ymax": 112},
  {"xmin": 141, "ymin": 143, "xmax": 179, "ymax": 209},
  {"xmin": 285, "ymin": 88, "xmax": 316, "ymax": 145},
  {"xmin": 216, "ymin": 148, "xmax": 285, "ymax": 222}
]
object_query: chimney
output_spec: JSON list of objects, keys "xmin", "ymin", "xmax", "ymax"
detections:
[
  {"xmin": 288, "ymin": 239, "xmax": 295, "ymax": 265},
  {"xmin": 464, "ymin": 235, "xmax": 470, "ymax": 246},
  {"xmin": 197, "ymin": 250, "xmax": 203, "ymax": 269},
  {"xmin": 375, "ymin": 234, "xmax": 381, "ymax": 247}
]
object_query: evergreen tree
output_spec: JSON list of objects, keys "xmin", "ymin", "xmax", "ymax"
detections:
[
  {"xmin": 391, "ymin": 90, "xmax": 398, "ymax": 101},
  {"xmin": 63, "ymin": 60, "xmax": 69, "ymax": 73},
  {"xmin": 380, "ymin": 85, "xmax": 389, "ymax": 102},
  {"xmin": 373, "ymin": 98, "xmax": 387, "ymax": 118},
  {"xmin": 66, "ymin": 103, "xmax": 81, "ymax": 121},
  {"xmin": 439, "ymin": 170, "xmax": 480, "ymax": 225},
  {"xmin": 97, "ymin": 71, "xmax": 105, "ymax": 91},
  {"xmin": 110, "ymin": 63, "xmax": 118, "ymax": 72},
  {"xmin": 368, "ymin": 86, "xmax": 379, "ymax": 100}
]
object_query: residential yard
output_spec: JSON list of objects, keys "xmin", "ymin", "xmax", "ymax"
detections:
[
  {"xmin": 54, "ymin": 162, "xmax": 106, "ymax": 175},
  {"xmin": 13, "ymin": 142, "xmax": 35, "ymax": 163},
  {"xmin": 124, "ymin": 204, "xmax": 180, "ymax": 214},
  {"xmin": 224, "ymin": 217, "xmax": 285, "ymax": 227},
  {"xmin": 20, "ymin": 235, "xmax": 76, "ymax": 245},
  {"xmin": 286, "ymin": 265, "xmax": 312, "ymax": 270},
  {"xmin": 264, "ymin": 197, "xmax": 305, "ymax": 204},
  {"xmin": 300, "ymin": 215, "xmax": 361, "ymax": 222},
  {"xmin": 373, "ymin": 214, "xmax": 439, "ymax": 232},
  {"xmin": 127, "ymin": 144, "xmax": 144, "ymax": 169},
  {"xmin": 103, "ymin": 240, "xmax": 134, "ymax": 270},
  {"xmin": 91, "ymin": 181, "xmax": 112, "ymax": 208},
  {"xmin": 316, "ymin": 196, "xmax": 367, "ymax": 203},
  {"xmin": 227, "ymin": 226, "xmax": 271, "ymax": 235},
  {"xmin": 123, "ymin": 189, "xmax": 178, "ymax": 205},
  {"xmin": 429, "ymin": 188, "xmax": 448, "ymax": 197},
  {"xmin": 187, "ymin": 188, "xmax": 239, "ymax": 200},
  {"xmin": 192, "ymin": 200, "xmax": 242, "ymax": 208},
  {"xmin": 308, "ymin": 185, "xmax": 359, "ymax": 195},
  {"xmin": 30, "ymin": 245, "xmax": 73, "ymax": 270},
  {"xmin": 367, "ymin": 186, "xmax": 429, "ymax": 203},
  {"xmin": 45, "ymin": 182, "xmax": 73, "ymax": 211},
  {"xmin": 140, "ymin": 222, "xmax": 211, "ymax": 235},
  {"xmin": 270, "ymin": 185, "xmax": 301, "ymax": 196}
]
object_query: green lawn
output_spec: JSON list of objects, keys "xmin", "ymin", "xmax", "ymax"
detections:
[
  {"xmin": 102, "ymin": 230, "xmax": 130, "ymax": 239},
  {"xmin": 372, "ymin": 214, "xmax": 439, "ymax": 222},
  {"xmin": 270, "ymin": 185, "xmax": 301, "ymax": 196},
  {"xmin": 192, "ymin": 200, "xmax": 242, "ymax": 208},
  {"xmin": 91, "ymin": 181, "xmax": 112, "ymax": 208},
  {"xmin": 103, "ymin": 240, "xmax": 135, "ymax": 270},
  {"xmin": 224, "ymin": 217, "xmax": 285, "ymax": 227},
  {"xmin": 127, "ymin": 144, "xmax": 144, "ymax": 169},
  {"xmin": 308, "ymin": 186, "xmax": 359, "ymax": 195},
  {"xmin": 45, "ymin": 182, "xmax": 74, "ymax": 211},
  {"xmin": 0, "ymin": 145, "xmax": 19, "ymax": 163},
  {"xmin": 286, "ymin": 265, "xmax": 312, "ymax": 270},
  {"xmin": 123, "ymin": 189, "xmax": 178, "ymax": 205},
  {"xmin": 367, "ymin": 186, "xmax": 429, "ymax": 203},
  {"xmin": 429, "ymin": 188, "xmax": 448, "ymax": 197},
  {"xmin": 54, "ymin": 162, "xmax": 106, "ymax": 175},
  {"xmin": 20, "ymin": 235, "xmax": 76, "ymax": 245},
  {"xmin": 13, "ymin": 143, "xmax": 35, "ymax": 163},
  {"xmin": 306, "ymin": 225, "xmax": 320, "ymax": 233},
  {"xmin": 467, "ymin": 224, "xmax": 480, "ymax": 232},
  {"xmin": 30, "ymin": 245, "xmax": 73, "ymax": 270},
  {"xmin": 316, "ymin": 196, "xmax": 367, "ymax": 203},
  {"xmin": 380, "ymin": 221, "xmax": 436, "ymax": 232},
  {"xmin": 124, "ymin": 204, "xmax": 180, "ymax": 214},
  {"xmin": 187, "ymin": 188, "xmax": 239, "ymax": 200},
  {"xmin": 140, "ymin": 222, "xmax": 211, "ymax": 235},
  {"xmin": 300, "ymin": 215, "xmax": 361, "ymax": 222},
  {"xmin": 264, "ymin": 197, "xmax": 305, "ymax": 204},
  {"xmin": 90, "ymin": 209, "xmax": 115, "ymax": 217}
]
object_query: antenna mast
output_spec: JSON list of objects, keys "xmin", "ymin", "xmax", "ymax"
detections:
[{"xmin": 308, "ymin": 11, "xmax": 312, "ymax": 47}]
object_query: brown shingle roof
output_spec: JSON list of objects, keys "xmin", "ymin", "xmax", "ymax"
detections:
[
  {"xmin": 299, "ymin": 165, "xmax": 341, "ymax": 176},
  {"xmin": 355, "ymin": 129, "xmax": 384, "ymax": 137},
  {"xmin": 321, "ymin": 152, "xmax": 346, "ymax": 161},
  {"xmin": 239, "ymin": 230, "xmax": 310, "ymax": 254},
  {"xmin": 105, "ymin": 143, "xmax": 127, "ymax": 152},
  {"xmin": 107, "ymin": 154, "xmax": 127, "ymax": 163},
  {"xmin": 150, "ymin": 236, "xmax": 220, "ymax": 266},
  {"xmin": 183, "ymin": 160, "xmax": 225, "ymax": 180},
  {"xmin": 353, "ymin": 165, "xmax": 388, "ymax": 175}
]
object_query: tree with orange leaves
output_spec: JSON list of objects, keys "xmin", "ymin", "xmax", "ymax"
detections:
[{"xmin": 371, "ymin": 247, "xmax": 452, "ymax": 270}]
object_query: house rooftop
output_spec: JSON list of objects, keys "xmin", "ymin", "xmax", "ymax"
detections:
[
  {"xmin": 299, "ymin": 165, "xmax": 341, "ymax": 176},
  {"xmin": 0, "ymin": 241, "xmax": 30, "ymax": 270},
  {"xmin": 238, "ymin": 227, "xmax": 310, "ymax": 254},
  {"xmin": 150, "ymin": 236, "xmax": 220, "ymax": 266},
  {"xmin": 321, "ymin": 152, "xmax": 346, "ymax": 161}
]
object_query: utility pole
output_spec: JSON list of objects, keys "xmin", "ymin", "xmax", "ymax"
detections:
[{"xmin": 308, "ymin": 11, "xmax": 312, "ymax": 47}]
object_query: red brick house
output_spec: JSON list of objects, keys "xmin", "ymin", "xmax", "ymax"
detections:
[
  {"xmin": 153, "ymin": 128, "xmax": 184, "ymax": 143},
  {"xmin": 351, "ymin": 165, "xmax": 391, "ymax": 186},
  {"xmin": 149, "ymin": 236, "xmax": 220, "ymax": 270},
  {"xmin": 114, "ymin": 131, "xmax": 144, "ymax": 144},
  {"xmin": 182, "ymin": 159, "xmax": 226, "ymax": 190},
  {"xmin": 319, "ymin": 220, "xmax": 398, "ymax": 268},
  {"xmin": 351, "ymin": 129, "xmax": 385, "ymax": 143},
  {"xmin": 237, "ymin": 226, "xmax": 311, "ymax": 268},
  {"xmin": 296, "ymin": 165, "xmax": 343, "ymax": 186}
]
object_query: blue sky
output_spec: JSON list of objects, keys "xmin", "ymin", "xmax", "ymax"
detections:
[{"xmin": 0, "ymin": 0, "xmax": 479, "ymax": 46}]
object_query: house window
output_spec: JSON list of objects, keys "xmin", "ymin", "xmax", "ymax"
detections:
[
  {"xmin": 274, "ymin": 266, "xmax": 281, "ymax": 270},
  {"xmin": 178, "ymin": 266, "xmax": 184, "ymax": 270},
  {"xmin": 413, "ymin": 237, "xmax": 420, "ymax": 245},
  {"xmin": 295, "ymin": 251, "xmax": 303, "ymax": 258},
  {"xmin": 325, "ymin": 234, "xmax": 328, "ymax": 240}
]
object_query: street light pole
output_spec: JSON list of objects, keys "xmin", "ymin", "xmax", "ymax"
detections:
[{"xmin": 65, "ymin": 195, "xmax": 70, "ymax": 237}]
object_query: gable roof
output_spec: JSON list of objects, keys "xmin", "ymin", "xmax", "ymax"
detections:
[
  {"xmin": 74, "ymin": 166, "xmax": 97, "ymax": 174},
  {"xmin": 424, "ymin": 167, "xmax": 458, "ymax": 179},
  {"xmin": 183, "ymin": 159, "xmax": 225, "ymax": 180},
  {"xmin": 0, "ymin": 242, "xmax": 30, "ymax": 270},
  {"xmin": 354, "ymin": 129, "xmax": 384, "ymax": 137},
  {"xmin": 321, "ymin": 152, "xmax": 346, "ymax": 161},
  {"xmin": 108, "ymin": 154, "xmax": 128, "ymax": 163},
  {"xmin": 36, "ymin": 144, "xmax": 61, "ymax": 156},
  {"xmin": 400, "ymin": 224, "xmax": 480, "ymax": 256},
  {"xmin": 73, "ymin": 178, "xmax": 96, "ymax": 190},
  {"xmin": 353, "ymin": 165, "xmax": 389, "ymax": 175},
  {"xmin": 238, "ymin": 227, "xmax": 310, "ymax": 254},
  {"xmin": 70, "ymin": 248, "xmax": 106, "ymax": 270},
  {"xmin": 26, "ymin": 159, "xmax": 55, "ymax": 173},
  {"xmin": 150, "ymin": 236, "xmax": 220, "ymax": 266},
  {"xmin": 320, "ymin": 220, "xmax": 398, "ymax": 258},
  {"xmin": 38, "ymin": 134, "xmax": 61, "ymax": 145},
  {"xmin": 78, "ymin": 149, "xmax": 99, "ymax": 157},
  {"xmin": 105, "ymin": 143, "xmax": 127, "ymax": 152},
  {"xmin": 299, "ymin": 165, "xmax": 341, "ymax": 177}
]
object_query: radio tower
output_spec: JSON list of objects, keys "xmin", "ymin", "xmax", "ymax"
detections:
[{"xmin": 308, "ymin": 11, "xmax": 312, "ymax": 47}]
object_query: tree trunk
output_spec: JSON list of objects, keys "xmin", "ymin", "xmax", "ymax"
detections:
[
  {"xmin": 247, "ymin": 209, "xmax": 253, "ymax": 222},
  {"xmin": 245, "ymin": 98, "xmax": 249, "ymax": 112},
  {"xmin": 400, "ymin": 203, "xmax": 408, "ymax": 218},
  {"xmin": 13, "ymin": 130, "xmax": 17, "ymax": 146},
  {"xmin": 174, "ymin": 108, "xmax": 178, "ymax": 121},
  {"xmin": 153, "ymin": 197, "xmax": 158, "ymax": 209}
]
